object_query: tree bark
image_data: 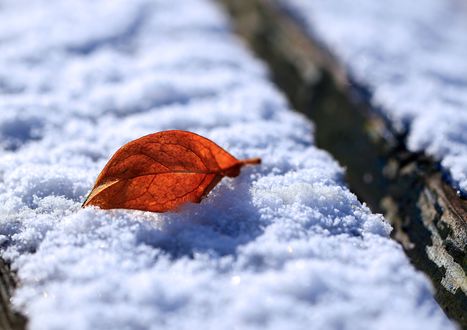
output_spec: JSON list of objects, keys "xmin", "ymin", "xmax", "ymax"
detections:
[
  {"xmin": 219, "ymin": 0, "xmax": 467, "ymax": 327},
  {"xmin": 0, "ymin": 259, "xmax": 27, "ymax": 330}
]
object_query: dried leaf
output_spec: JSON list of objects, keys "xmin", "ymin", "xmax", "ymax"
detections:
[{"xmin": 82, "ymin": 130, "xmax": 261, "ymax": 212}]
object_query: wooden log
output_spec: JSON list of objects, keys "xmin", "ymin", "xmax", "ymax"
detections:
[
  {"xmin": 0, "ymin": 259, "xmax": 26, "ymax": 330},
  {"xmin": 219, "ymin": 0, "xmax": 466, "ymax": 327}
]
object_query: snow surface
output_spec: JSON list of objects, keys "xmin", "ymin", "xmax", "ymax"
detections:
[
  {"xmin": 0, "ymin": 0, "xmax": 453, "ymax": 329},
  {"xmin": 277, "ymin": 0, "xmax": 467, "ymax": 194}
]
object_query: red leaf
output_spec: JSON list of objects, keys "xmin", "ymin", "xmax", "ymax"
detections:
[{"xmin": 82, "ymin": 130, "xmax": 261, "ymax": 212}]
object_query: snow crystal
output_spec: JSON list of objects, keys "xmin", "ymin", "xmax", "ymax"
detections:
[
  {"xmin": 0, "ymin": 0, "xmax": 453, "ymax": 329},
  {"xmin": 278, "ymin": 0, "xmax": 467, "ymax": 194}
]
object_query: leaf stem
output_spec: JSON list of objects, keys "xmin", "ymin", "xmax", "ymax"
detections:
[{"xmin": 241, "ymin": 157, "xmax": 262, "ymax": 165}]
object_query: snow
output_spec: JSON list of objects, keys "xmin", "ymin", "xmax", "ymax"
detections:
[
  {"xmin": 277, "ymin": 0, "xmax": 467, "ymax": 194},
  {"xmin": 0, "ymin": 0, "xmax": 453, "ymax": 329}
]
